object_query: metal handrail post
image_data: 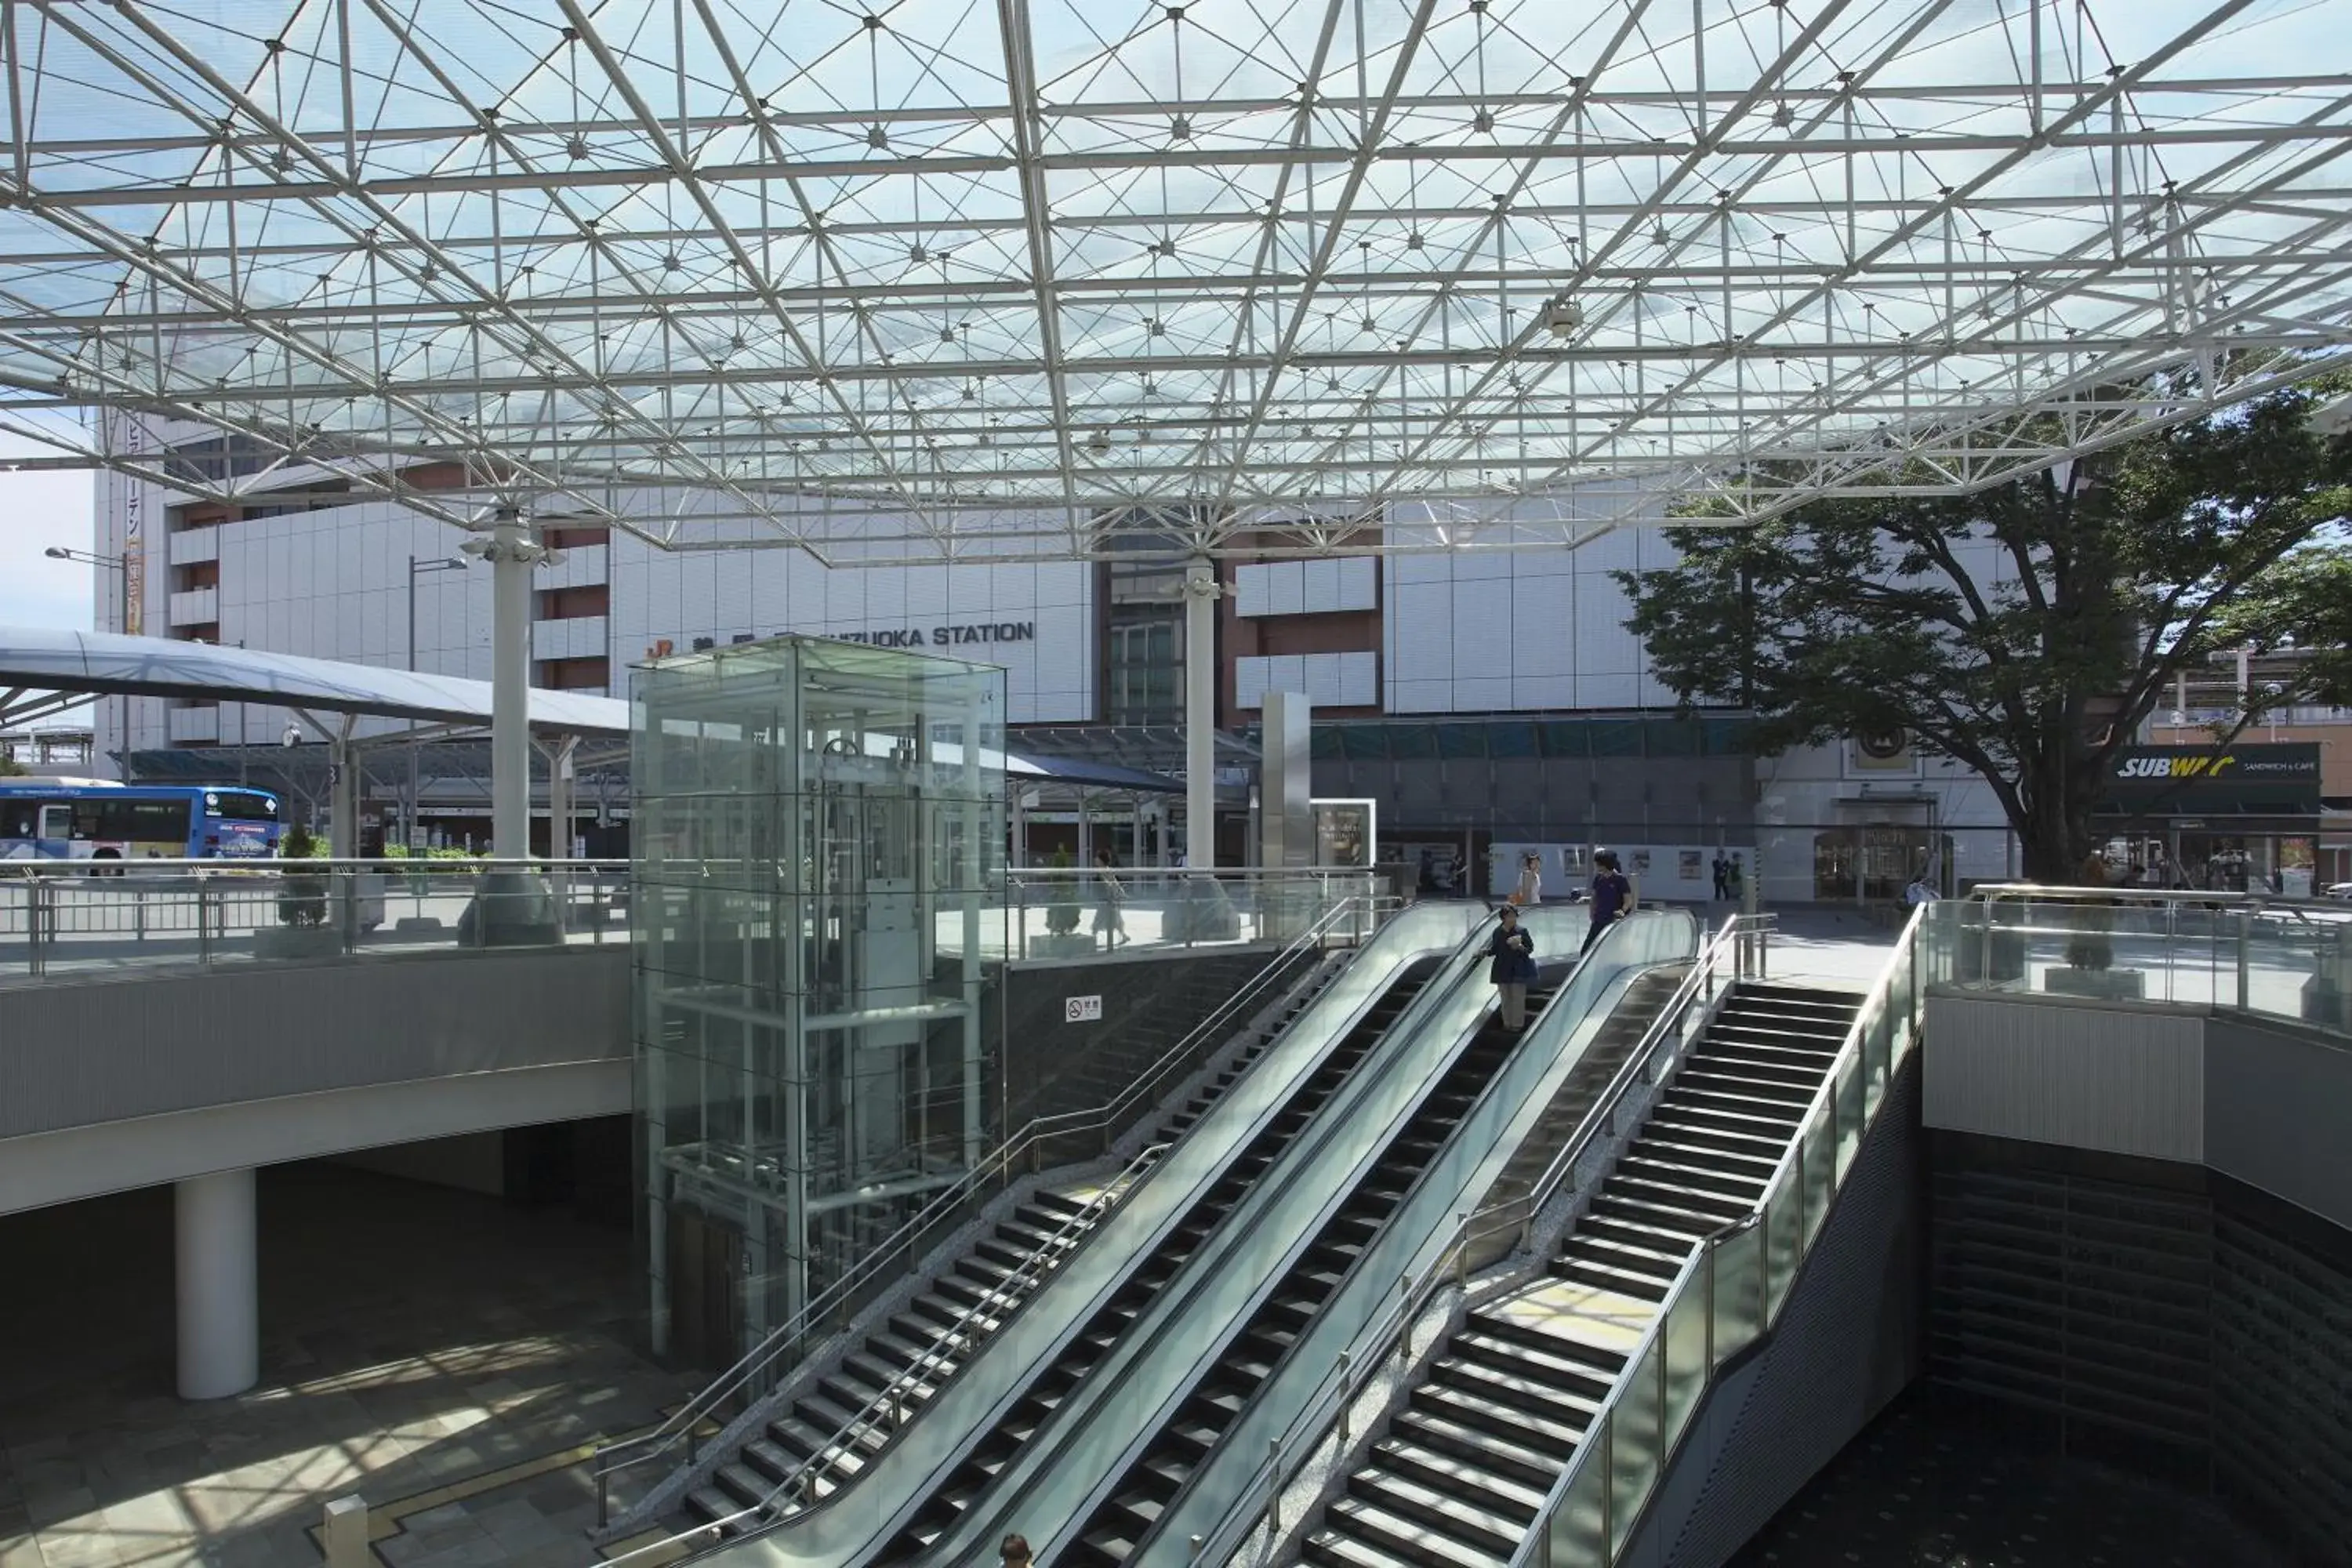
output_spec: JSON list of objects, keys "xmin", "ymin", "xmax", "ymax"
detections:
[
  {"xmin": 26, "ymin": 879, "xmax": 43, "ymax": 978},
  {"xmin": 197, "ymin": 880, "xmax": 214, "ymax": 967},
  {"xmin": 2236, "ymin": 906, "xmax": 2251, "ymax": 1011}
]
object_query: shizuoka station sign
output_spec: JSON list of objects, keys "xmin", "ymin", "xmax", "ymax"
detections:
[
  {"xmin": 835, "ymin": 622, "xmax": 1036, "ymax": 650},
  {"xmin": 662, "ymin": 622, "xmax": 1036, "ymax": 655}
]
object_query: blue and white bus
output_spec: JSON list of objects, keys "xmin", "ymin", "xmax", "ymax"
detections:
[{"xmin": 0, "ymin": 781, "xmax": 286, "ymax": 865}]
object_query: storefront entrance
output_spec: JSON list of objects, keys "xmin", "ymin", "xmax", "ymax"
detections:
[{"xmin": 1813, "ymin": 824, "xmax": 1953, "ymax": 902}]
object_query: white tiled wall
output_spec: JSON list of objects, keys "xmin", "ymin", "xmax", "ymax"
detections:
[
  {"xmin": 1236, "ymin": 652, "xmax": 1379, "ymax": 710},
  {"xmin": 607, "ymin": 531, "xmax": 1095, "ymax": 724},
  {"xmin": 1234, "ymin": 556, "xmax": 1377, "ymax": 618},
  {"xmin": 1385, "ymin": 524, "xmax": 1680, "ymax": 713}
]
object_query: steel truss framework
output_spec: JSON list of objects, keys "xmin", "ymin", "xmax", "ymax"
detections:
[{"xmin": 0, "ymin": 0, "xmax": 2348, "ymax": 564}]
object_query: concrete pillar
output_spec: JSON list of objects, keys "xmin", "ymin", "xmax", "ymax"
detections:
[
  {"xmin": 1183, "ymin": 561, "xmax": 1218, "ymax": 868},
  {"xmin": 176, "ymin": 1168, "xmax": 258, "ymax": 1400},
  {"xmin": 490, "ymin": 515, "xmax": 532, "ymax": 858}
]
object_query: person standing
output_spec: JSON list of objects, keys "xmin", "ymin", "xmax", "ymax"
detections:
[
  {"xmin": 1512, "ymin": 851, "xmax": 1543, "ymax": 907},
  {"xmin": 1000, "ymin": 1534, "xmax": 1034, "ymax": 1567},
  {"xmin": 1711, "ymin": 852, "xmax": 1730, "ymax": 901},
  {"xmin": 1489, "ymin": 904, "xmax": 1538, "ymax": 1033},
  {"xmin": 1091, "ymin": 848, "xmax": 1128, "ymax": 948},
  {"xmin": 1582, "ymin": 847, "xmax": 1635, "ymax": 955}
]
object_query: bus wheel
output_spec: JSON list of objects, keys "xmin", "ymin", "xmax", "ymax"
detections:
[{"xmin": 89, "ymin": 851, "xmax": 124, "ymax": 877}]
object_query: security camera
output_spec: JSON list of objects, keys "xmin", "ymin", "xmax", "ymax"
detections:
[{"xmin": 1542, "ymin": 293, "xmax": 1584, "ymax": 337}]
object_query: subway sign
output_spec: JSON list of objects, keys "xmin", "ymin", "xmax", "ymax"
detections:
[{"xmin": 2100, "ymin": 743, "xmax": 2319, "ymax": 814}]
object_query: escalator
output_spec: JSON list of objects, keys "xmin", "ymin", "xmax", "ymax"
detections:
[
  {"xmin": 688, "ymin": 900, "xmax": 1488, "ymax": 1568},
  {"xmin": 1059, "ymin": 967, "xmax": 1570, "ymax": 1564},
  {"xmin": 684, "ymin": 957, "xmax": 1350, "ymax": 1526},
  {"xmin": 872, "ymin": 957, "xmax": 1444, "ymax": 1559}
]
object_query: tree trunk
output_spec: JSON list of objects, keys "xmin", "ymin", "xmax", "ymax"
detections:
[{"xmin": 2013, "ymin": 779, "xmax": 2096, "ymax": 884}]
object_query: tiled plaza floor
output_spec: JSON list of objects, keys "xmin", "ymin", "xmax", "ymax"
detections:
[
  {"xmin": 0, "ymin": 1164, "xmax": 702, "ymax": 1568},
  {"xmin": 1730, "ymin": 1388, "xmax": 2288, "ymax": 1568}
]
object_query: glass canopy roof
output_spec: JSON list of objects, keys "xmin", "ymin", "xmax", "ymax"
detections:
[{"xmin": 0, "ymin": 0, "xmax": 2346, "ymax": 563}]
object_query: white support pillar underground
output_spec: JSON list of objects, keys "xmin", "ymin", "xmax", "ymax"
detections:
[
  {"xmin": 489, "ymin": 515, "xmax": 532, "ymax": 859},
  {"xmin": 176, "ymin": 1168, "xmax": 259, "ymax": 1401},
  {"xmin": 1183, "ymin": 561, "xmax": 1218, "ymax": 869}
]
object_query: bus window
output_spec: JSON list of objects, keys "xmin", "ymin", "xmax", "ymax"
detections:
[{"xmin": 203, "ymin": 790, "xmax": 278, "ymax": 821}]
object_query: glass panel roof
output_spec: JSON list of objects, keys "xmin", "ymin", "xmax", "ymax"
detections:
[{"xmin": 0, "ymin": 0, "xmax": 2346, "ymax": 563}]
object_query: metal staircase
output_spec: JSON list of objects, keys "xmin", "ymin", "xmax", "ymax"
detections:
[{"xmin": 1298, "ymin": 982, "xmax": 1861, "ymax": 1568}]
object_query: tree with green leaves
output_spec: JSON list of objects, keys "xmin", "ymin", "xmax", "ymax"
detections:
[
  {"xmin": 0, "ymin": 753, "xmax": 24, "ymax": 778},
  {"xmin": 1617, "ymin": 383, "xmax": 2352, "ymax": 882}
]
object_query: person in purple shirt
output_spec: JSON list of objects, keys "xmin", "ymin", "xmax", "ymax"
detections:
[{"xmin": 1582, "ymin": 847, "xmax": 1635, "ymax": 955}]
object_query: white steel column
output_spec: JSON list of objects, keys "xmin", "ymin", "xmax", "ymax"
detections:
[
  {"xmin": 1183, "ymin": 561, "xmax": 1218, "ymax": 869},
  {"xmin": 489, "ymin": 516, "xmax": 532, "ymax": 858},
  {"xmin": 176, "ymin": 1168, "xmax": 258, "ymax": 1400}
]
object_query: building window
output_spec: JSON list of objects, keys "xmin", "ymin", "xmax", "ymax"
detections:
[
  {"xmin": 537, "ymin": 583, "xmax": 610, "ymax": 619},
  {"xmin": 1106, "ymin": 615, "xmax": 1181, "ymax": 725},
  {"xmin": 539, "ymin": 655, "xmax": 609, "ymax": 691}
]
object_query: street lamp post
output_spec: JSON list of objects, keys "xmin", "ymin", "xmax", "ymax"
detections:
[
  {"xmin": 44, "ymin": 545, "xmax": 130, "ymax": 781},
  {"xmin": 405, "ymin": 554, "xmax": 468, "ymax": 850}
]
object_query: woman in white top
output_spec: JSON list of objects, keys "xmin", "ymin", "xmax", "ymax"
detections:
[{"xmin": 1513, "ymin": 851, "xmax": 1543, "ymax": 907}]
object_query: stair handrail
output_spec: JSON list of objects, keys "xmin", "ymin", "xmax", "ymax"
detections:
[
  {"xmin": 606, "ymin": 1142, "xmax": 1171, "ymax": 1568},
  {"xmin": 590, "ymin": 891, "xmax": 1378, "ymax": 1521},
  {"xmin": 1167, "ymin": 912, "xmax": 1736, "ymax": 1568},
  {"xmin": 1455, "ymin": 911, "xmax": 1766, "ymax": 1261},
  {"xmin": 1497, "ymin": 902, "xmax": 1930, "ymax": 1568}
]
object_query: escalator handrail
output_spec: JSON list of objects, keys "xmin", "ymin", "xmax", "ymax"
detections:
[
  {"xmin": 1160, "ymin": 909, "xmax": 1704, "ymax": 1568},
  {"xmin": 591, "ymin": 891, "xmax": 1384, "ymax": 1515}
]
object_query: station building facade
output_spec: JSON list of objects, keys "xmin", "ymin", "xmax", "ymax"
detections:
[{"xmin": 89, "ymin": 424, "xmax": 2013, "ymax": 902}]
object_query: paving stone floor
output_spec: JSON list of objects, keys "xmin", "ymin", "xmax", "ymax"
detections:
[
  {"xmin": 1730, "ymin": 1388, "xmax": 2289, "ymax": 1568},
  {"xmin": 0, "ymin": 1163, "xmax": 703, "ymax": 1568}
]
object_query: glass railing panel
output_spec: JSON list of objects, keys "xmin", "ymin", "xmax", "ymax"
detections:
[
  {"xmin": 1661, "ymin": 1277, "xmax": 1708, "ymax": 1447},
  {"xmin": 1763, "ymin": 1180, "xmax": 1800, "ymax": 1321},
  {"xmin": 1800, "ymin": 1109, "xmax": 1835, "ymax": 1250},
  {"xmin": 1710, "ymin": 1223, "xmax": 1763, "ymax": 1371},
  {"xmin": 1549, "ymin": 1415, "xmax": 1613, "ymax": 1564},
  {"xmin": 1606, "ymin": 1335, "xmax": 1666, "ymax": 1558},
  {"xmin": 1833, "ymin": 1050, "xmax": 1864, "ymax": 1181}
]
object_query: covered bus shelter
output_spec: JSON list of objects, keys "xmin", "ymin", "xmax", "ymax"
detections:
[{"xmin": 0, "ymin": 625, "xmax": 1182, "ymax": 858}]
